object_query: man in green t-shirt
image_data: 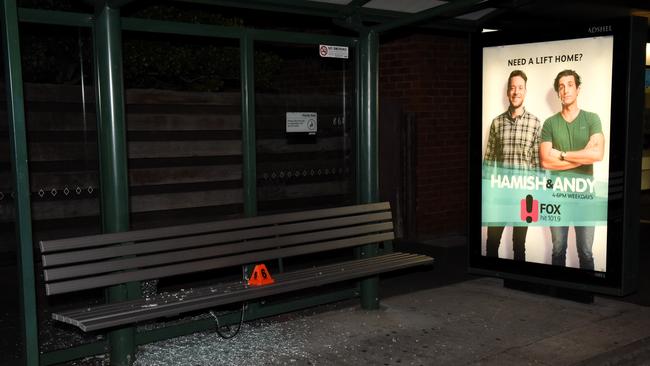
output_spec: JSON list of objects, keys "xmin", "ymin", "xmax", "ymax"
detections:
[{"xmin": 539, "ymin": 69, "xmax": 604, "ymax": 270}]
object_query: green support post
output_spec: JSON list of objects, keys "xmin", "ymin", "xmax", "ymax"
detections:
[
  {"xmin": 240, "ymin": 31, "xmax": 262, "ymax": 313},
  {"xmin": 358, "ymin": 28, "xmax": 379, "ymax": 310},
  {"xmin": 94, "ymin": 4, "xmax": 138, "ymax": 365},
  {"xmin": 241, "ymin": 32, "xmax": 257, "ymax": 217},
  {"xmin": 1, "ymin": 1, "xmax": 39, "ymax": 364}
]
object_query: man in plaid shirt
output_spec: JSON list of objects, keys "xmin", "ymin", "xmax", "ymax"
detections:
[{"xmin": 484, "ymin": 70, "xmax": 541, "ymax": 261}]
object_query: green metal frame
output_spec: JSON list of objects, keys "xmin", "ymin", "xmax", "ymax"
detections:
[
  {"xmin": 40, "ymin": 288, "xmax": 356, "ymax": 365},
  {"xmin": 12, "ymin": 7, "xmax": 362, "ymax": 366},
  {"xmin": 173, "ymin": 0, "xmax": 483, "ymax": 31},
  {"xmin": 1, "ymin": 2, "xmax": 39, "ymax": 365},
  {"xmin": 241, "ymin": 32, "xmax": 257, "ymax": 217},
  {"xmin": 357, "ymin": 28, "xmax": 379, "ymax": 309},
  {"xmin": 94, "ymin": 5, "xmax": 140, "ymax": 365},
  {"xmin": 18, "ymin": 8, "xmax": 93, "ymax": 26},
  {"xmin": 4, "ymin": 1, "xmax": 486, "ymax": 364}
]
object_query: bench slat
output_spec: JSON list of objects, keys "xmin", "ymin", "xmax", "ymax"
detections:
[
  {"xmin": 40, "ymin": 202, "xmax": 391, "ymax": 253},
  {"xmin": 45, "ymin": 232, "xmax": 395, "ymax": 295},
  {"xmin": 44, "ymin": 221, "xmax": 394, "ymax": 281},
  {"xmin": 42, "ymin": 211, "xmax": 392, "ymax": 267},
  {"xmin": 52, "ymin": 252, "xmax": 433, "ymax": 331}
]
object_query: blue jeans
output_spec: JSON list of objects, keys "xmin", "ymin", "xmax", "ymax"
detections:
[{"xmin": 550, "ymin": 226, "xmax": 595, "ymax": 270}]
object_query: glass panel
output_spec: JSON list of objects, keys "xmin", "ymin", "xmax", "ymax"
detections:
[
  {"xmin": 19, "ymin": 23, "xmax": 101, "ymax": 353},
  {"xmin": 123, "ymin": 32, "xmax": 243, "ymax": 229},
  {"xmin": 255, "ymin": 42, "xmax": 356, "ymax": 214},
  {"xmin": 124, "ymin": 2, "xmax": 244, "ymax": 27},
  {"xmin": 123, "ymin": 31, "xmax": 244, "ymax": 305},
  {"xmin": 123, "ymin": 3, "xmax": 354, "ymax": 37},
  {"xmin": 17, "ymin": 0, "xmax": 92, "ymax": 12}
]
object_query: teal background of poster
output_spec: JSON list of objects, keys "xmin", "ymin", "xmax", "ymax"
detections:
[{"xmin": 482, "ymin": 166, "xmax": 608, "ymax": 226}]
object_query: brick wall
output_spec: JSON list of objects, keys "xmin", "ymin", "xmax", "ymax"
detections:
[{"xmin": 379, "ymin": 33, "xmax": 470, "ymax": 238}]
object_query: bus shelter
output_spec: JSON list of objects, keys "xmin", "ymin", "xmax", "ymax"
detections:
[{"xmin": 1, "ymin": 0, "xmax": 616, "ymax": 365}]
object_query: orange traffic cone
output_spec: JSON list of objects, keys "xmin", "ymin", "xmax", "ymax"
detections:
[{"xmin": 247, "ymin": 264, "xmax": 275, "ymax": 286}]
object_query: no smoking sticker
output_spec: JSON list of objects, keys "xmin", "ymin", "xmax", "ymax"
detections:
[{"xmin": 319, "ymin": 44, "xmax": 348, "ymax": 59}]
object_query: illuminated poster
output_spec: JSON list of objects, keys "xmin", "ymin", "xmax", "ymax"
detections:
[{"xmin": 481, "ymin": 36, "xmax": 613, "ymax": 272}]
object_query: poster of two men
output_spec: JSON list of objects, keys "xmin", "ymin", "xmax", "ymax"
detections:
[{"xmin": 480, "ymin": 36, "xmax": 613, "ymax": 273}]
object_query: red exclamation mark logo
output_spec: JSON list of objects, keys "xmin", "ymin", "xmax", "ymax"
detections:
[{"xmin": 520, "ymin": 194, "xmax": 539, "ymax": 223}]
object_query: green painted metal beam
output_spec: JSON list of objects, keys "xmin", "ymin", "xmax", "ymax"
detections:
[
  {"xmin": 38, "ymin": 288, "xmax": 358, "ymax": 365},
  {"xmin": 240, "ymin": 32, "xmax": 258, "ymax": 300},
  {"xmin": 85, "ymin": 0, "xmax": 140, "ymax": 9},
  {"xmin": 372, "ymin": 0, "xmax": 486, "ymax": 33},
  {"xmin": 171, "ymin": 0, "xmax": 481, "ymax": 32},
  {"xmin": 357, "ymin": 28, "xmax": 379, "ymax": 310},
  {"xmin": 2, "ymin": 2, "xmax": 40, "ymax": 365},
  {"xmin": 121, "ymin": 16, "xmax": 357, "ymax": 46},
  {"xmin": 171, "ymin": 0, "xmax": 444, "ymax": 26},
  {"xmin": 41, "ymin": 342, "xmax": 108, "ymax": 366},
  {"xmin": 120, "ymin": 16, "xmax": 243, "ymax": 38},
  {"xmin": 108, "ymin": 0, "xmax": 139, "ymax": 8},
  {"xmin": 247, "ymin": 28, "xmax": 357, "ymax": 47},
  {"xmin": 94, "ymin": 6, "xmax": 130, "ymax": 236},
  {"xmin": 173, "ymin": 0, "xmax": 345, "ymax": 19},
  {"xmin": 347, "ymin": 0, "xmax": 372, "ymax": 8},
  {"xmin": 18, "ymin": 8, "xmax": 93, "ymax": 27},
  {"xmin": 39, "ymin": 290, "xmax": 358, "ymax": 365},
  {"xmin": 15, "ymin": 3, "xmax": 481, "ymax": 36},
  {"xmin": 94, "ymin": 4, "xmax": 139, "ymax": 365},
  {"xmin": 241, "ymin": 32, "xmax": 256, "ymax": 218},
  {"xmin": 336, "ymin": 0, "xmax": 375, "ymax": 32},
  {"xmin": 357, "ymin": 28, "xmax": 378, "ymax": 209}
]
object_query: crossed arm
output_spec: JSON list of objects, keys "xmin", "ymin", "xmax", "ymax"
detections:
[{"xmin": 539, "ymin": 133, "xmax": 604, "ymax": 171}]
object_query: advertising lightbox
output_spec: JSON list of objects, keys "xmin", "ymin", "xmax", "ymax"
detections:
[{"xmin": 469, "ymin": 18, "xmax": 647, "ymax": 295}]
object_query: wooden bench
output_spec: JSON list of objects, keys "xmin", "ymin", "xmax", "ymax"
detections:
[{"xmin": 40, "ymin": 202, "xmax": 433, "ymax": 332}]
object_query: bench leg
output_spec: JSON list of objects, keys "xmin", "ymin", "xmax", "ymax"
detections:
[
  {"xmin": 360, "ymin": 243, "xmax": 380, "ymax": 309},
  {"xmin": 108, "ymin": 283, "xmax": 140, "ymax": 366},
  {"xmin": 110, "ymin": 329, "xmax": 135, "ymax": 366}
]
